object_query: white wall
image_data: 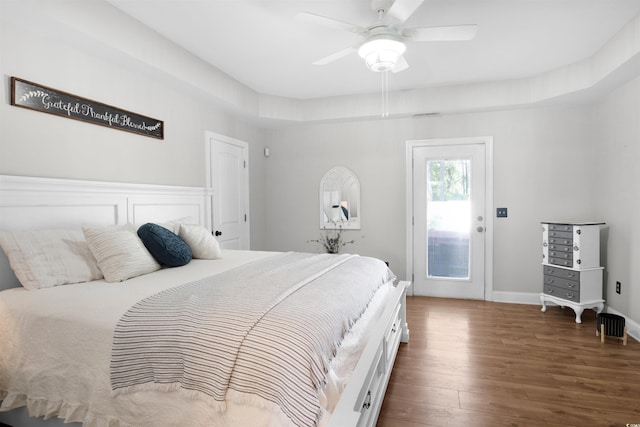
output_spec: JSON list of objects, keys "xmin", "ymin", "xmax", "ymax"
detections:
[
  {"xmin": 0, "ymin": 0, "xmax": 637, "ymax": 327},
  {"xmin": 0, "ymin": 12, "xmax": 248, "ymax": 186},
  {"xmin": 263, "ymin": 78, "xmax": 640, "ymax": 328},
  {"xmin": 263, "ymin": 106, "xmax": 597, "ymax": 293},
  {"xmin": 592, "ymin": 75, "xmax": 640, "ymax": 323},
  {"xmin": 0, "ymin": 0, "xmax": 268, "ymax": 248}
]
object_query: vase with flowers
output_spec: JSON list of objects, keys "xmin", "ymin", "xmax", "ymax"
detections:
[{"xmin": 308, "ymin": 222, "xmax": 356, "ymax": 254}]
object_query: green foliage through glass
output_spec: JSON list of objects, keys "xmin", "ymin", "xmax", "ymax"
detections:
[{"xmin": 427, "ymin": 160, "xmax": 470, "ymax": 201}]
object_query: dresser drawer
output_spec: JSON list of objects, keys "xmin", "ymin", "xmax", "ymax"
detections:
[
  {"xmin": 548, "ymin": 250, "xmax": 572, "ymax": 260},
  {"xmin": 543, "ymin": 265, "xmax": 580, "ymax": 280},
  {"xmin": 549, "ymin": 224, "xmax": 573, "ymax": 232},
  {"xmin": 548, "ymin": 229, "xmax": 573, "ymax": 239},
  {"xmin": 543, "ymin": 274, "xmax": 579, "ymax": 291},
  {"xmin": 548, "ymin": 243, "xmax": 572, "ymax": 253},
  {"xmin": 549, "ymin": 257, "xmax": 573, "ymax": 268},
  {"xmin": 543, "ymin": 284, "xmax": 579, "ymax": 301},
  {"xmin": 548, "ymin": 236, "xmax": 573, "ymax": 245}
]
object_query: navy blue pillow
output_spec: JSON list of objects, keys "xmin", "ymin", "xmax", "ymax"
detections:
[{"xmin": 137, "ymin": 223, "xmax": 192, "ymax": 267}]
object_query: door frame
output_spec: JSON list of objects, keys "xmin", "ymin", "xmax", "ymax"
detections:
[
  {"xmin": 205, "ymin": 130, "xmax": 250, "ymax": 249},
  {"xmin": 405, "ymin": 136, "xmax": 494, "ymax": 299}
]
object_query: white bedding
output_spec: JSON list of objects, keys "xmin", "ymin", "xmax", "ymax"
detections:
[{"xmin": 0, "ymin": 250, "xmax": 392, "ymax": 427}]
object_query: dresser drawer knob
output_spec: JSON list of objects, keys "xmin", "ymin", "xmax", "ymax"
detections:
[{"xmin": 546, "ymin": 288, "xmax": 554, "ymax": 294}]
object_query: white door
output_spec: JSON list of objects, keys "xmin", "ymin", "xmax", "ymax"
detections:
[
  {"xmin": 412, "ymin": 141, "xmax": 486, "ymax": 299},
  {"xmin": 208, "ymin": 133, "xmax": 249, "ymax": 250}
]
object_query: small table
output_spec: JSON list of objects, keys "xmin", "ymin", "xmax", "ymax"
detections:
[
  {"xmin": 596, "ymin": 312, "xmax": 627, "ymax": 345},
  {"xmin": 540, "ymin": 293, "xmax": 604, "ymax": 324}
]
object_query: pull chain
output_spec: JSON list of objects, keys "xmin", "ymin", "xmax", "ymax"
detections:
[{"xmin": 381, "ymin": 70, "xmax": 389, "ymax": 118}]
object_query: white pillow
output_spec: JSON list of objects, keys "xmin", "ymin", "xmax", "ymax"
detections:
[
  {"xmin": 83, "ymin": 225, "xmax": 160, "ymax": 282},
  {"xmin": 157, "ymin": 217, "xmax": 198, "ymax": 234},
  {"xmin": 178, "ymin": 224, "xmax": 222, "ymax": 259},
  {"xmin": 0, "ymin": 229, "xmax": 103, "ymax": 290}
]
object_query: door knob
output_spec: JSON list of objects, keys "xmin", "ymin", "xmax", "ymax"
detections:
[
  {"xmin": 214, "ymin": 230, "xmax": 222, "ymax": 237},
  {"xmin": 476, "ymin": 226, "xmax": 484, "ymax": 232}
]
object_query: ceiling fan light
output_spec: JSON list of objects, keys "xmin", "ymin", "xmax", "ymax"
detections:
[{"xmin": 358, "ymin": 38, "xmax": 406, "ymax": 72}]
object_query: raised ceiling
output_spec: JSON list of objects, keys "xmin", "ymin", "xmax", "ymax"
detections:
[{"xmin": 107, "ymin": 0, "xmax": 640, "ymax": 101}]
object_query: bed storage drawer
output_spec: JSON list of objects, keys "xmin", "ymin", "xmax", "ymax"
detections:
[
  {"xmin": 329, "ymin": 281, "xmax": 409, "ymax": 427},
  {"xmin": 357, "ymin": 300, "xmax": 403, "ymax": 427},
  {"xmin": 355, "ymin": 342, "xmax": 386, "ymax": 427},
  {"xmin": 384, "ymin": 304, "xmax": 402, "ymax": 365}
]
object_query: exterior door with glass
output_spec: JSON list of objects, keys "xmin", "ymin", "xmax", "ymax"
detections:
[{"xmin": 412, "ymin": 142, "xmax": 486, "ymax": 299}]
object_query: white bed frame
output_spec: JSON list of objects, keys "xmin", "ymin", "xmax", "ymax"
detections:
[{"xmin": 0, "ymin": 175, "xmax": 409, "ymax": 427}]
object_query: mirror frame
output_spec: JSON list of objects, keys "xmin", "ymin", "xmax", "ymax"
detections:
[{"xmin": 319, "ymin": 166, "xmax": 361, "ymax": 230}]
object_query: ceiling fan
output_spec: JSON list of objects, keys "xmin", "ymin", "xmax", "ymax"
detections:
[{"xmin": 297, "ymin": 0, "xmax": 478, "ymax": 73}]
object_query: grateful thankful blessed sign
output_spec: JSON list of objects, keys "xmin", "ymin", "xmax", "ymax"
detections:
[{"xmin": 11, "ymin": 77, "xmax": 164, "ymax": 139}]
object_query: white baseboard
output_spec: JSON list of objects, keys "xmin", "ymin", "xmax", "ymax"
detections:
[
  {"xmin": 491, "ymin": 291, "xmax": 639, "ymax": 343},
  {"xmin": 490, "ymin": 291, "xmax": 541, "ymax": 305}
]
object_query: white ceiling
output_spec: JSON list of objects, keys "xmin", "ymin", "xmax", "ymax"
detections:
[{"xmin": 107, "ymin": 0, "xmax": 640, "ymax": 101}]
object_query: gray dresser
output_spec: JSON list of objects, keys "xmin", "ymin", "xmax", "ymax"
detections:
[{"xmin": 540, "ymin": 222, "xmax": 605, "ymax": 323}]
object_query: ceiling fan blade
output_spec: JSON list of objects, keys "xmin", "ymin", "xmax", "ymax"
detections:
[
  {"xmin": 312, "ymin": 46, "xmax": 357, "ymax": 65},
  {"xmin": 385, "ymin": 0, "xmax": 424, "ymax": 24},
  {"xmin": 392, "ymin": 56, "xmax": 409, "ymax": 73},
  {"xmin": 295, "ymin": 12, "xmax": 366, "ymax": 35},
  {"xmin": 404, "ymin": 24, "xmax": 478, "ymax": 41}
]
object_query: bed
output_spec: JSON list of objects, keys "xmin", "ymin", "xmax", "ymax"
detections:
[{"xmin": 0, "ymin": 175, "xmax": 409, "ymax": 427}]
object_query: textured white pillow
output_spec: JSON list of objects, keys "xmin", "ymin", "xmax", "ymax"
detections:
[
  {"xmin": 178, "ymin": 224, "xmax": 222, "ymax": 259},
  {"xmin": 83, "ymin": 225, "xmax": 160, "ymax": 282},
  {"xmin": 0, "ymin": 229, "xmax": 103, "ymax": 290},
  {"xmin": 157, "ymin": 217, "xmax": 198, "ymax": 234}
]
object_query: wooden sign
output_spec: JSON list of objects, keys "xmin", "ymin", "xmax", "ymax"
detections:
[{"xmin": 11, "ymin": 77, "xmax": 164, "ymax": 139}]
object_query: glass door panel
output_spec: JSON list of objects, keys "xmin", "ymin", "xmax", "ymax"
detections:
[
  {"xmin": 413, "ymin": 142, "xmax": 486, "ymax": 299},
  {"xmin": 426, "ymin": 159, "xmax": 471, "ymax": 279}
]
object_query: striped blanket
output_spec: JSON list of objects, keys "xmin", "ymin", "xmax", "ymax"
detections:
[{"xmin": 110, "ymin": 252, "xmax": 395, "ymax": 426}]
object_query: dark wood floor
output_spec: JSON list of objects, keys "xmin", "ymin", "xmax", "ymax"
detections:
[{"xmin": 377, "ymin": 297, "xmax": 640, "ymax": 427}]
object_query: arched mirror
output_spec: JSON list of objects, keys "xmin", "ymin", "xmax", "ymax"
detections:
[{"xmin": 319, "ymin": 166, "xmax": 360, "ymax": 230}]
